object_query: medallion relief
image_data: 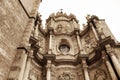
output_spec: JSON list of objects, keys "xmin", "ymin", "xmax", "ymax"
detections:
[{"xmin": 54, "ymin": 21, "xmax": 74, "ymax": 34}]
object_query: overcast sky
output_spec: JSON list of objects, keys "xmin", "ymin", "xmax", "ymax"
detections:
[{"xmin": 38, "ymin": 0, "xmax": 120, "ymax": 42}]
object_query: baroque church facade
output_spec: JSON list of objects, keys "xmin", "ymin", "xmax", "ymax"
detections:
[{"xmin": 0, "ymin": 0, "xmax": 120, "ymax": 80}]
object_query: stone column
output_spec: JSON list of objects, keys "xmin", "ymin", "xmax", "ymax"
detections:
[
  {"xmin": 49, "ymin": 31, "xmax": 53, "ymax": 50},
  {"xmin": 103, "ymin": 57, "xmax": 118, "ymax": 80},
  {"xmin": 34, "ymin": 22, "xmax": 39, "ymax": 39},
  {"xmin": 7, "ymin": 19, "xmax": 34, "ymax": 80},
  {"xmin": 75, "ymin": 31, "xmax": 86, "ymax": 54},
  {"xmin": 90, "ymin": 23, "xmax": 99, "ymax": 40},
  {"xmin": 82, "ymin": 58, "xmax": 90, "ymax": 80},
  {"xmin": 105, "ymin": 44, "xmax": 120, "ymax": 77},
  {"xmin": 23, "ymin": 50, "xmax": 33, "ymax": 80},
  {"xmin": 46, "ymin": 60, "xmax": 52, "ymax": 80},
  {"xmin": 76, "ymin": 32, "xmax": 81, "ymax": 50}
]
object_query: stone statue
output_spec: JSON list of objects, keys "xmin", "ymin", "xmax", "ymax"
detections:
[
  {"xmin": 86, "ymin": 14, "xmax": 91, "ymax": 20},
  {"xmin": 56, "ymin": 24, "xmax": 63, "ymax": 32},
  {"xmin": 97, "ymin": 27, "xmax": 106, "ymax": 39}
]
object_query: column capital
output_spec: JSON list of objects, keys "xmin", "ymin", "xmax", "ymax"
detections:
[
  {"xmin": 44, "ymin": 54, "xmax": 55, "ymax": 61},
  {"xmin": 74, "ymin": 28, "xmax": 80, "ymax": 35},
  {"xmin": 48, "ymin": 27, "xmax": 54, "ymax": 34},
  {"xmin": 79, "ymin": 54, "xmax": 89, "ymax": 59},
  {"xmin": 82, "ymin": 59, "xmax": 88, "ymax": 68}
]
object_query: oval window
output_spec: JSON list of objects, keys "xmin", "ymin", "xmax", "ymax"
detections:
[{"xmin": 59, "ymin": 44, "xmax": 70, "ymax": 52}]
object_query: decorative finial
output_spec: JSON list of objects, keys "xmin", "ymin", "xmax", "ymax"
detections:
[
  {"xmin": 60, "ymin": 9, "xmax": 63, "ymax": 13},
  {"xmin": 86, "ymin": 14, "xmax": 91, "ymax": 20}
]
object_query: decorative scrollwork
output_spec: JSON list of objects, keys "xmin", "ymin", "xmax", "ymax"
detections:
[{"xmin": 57, "ymin": 71, "xmax": 74, "ymax": 80}]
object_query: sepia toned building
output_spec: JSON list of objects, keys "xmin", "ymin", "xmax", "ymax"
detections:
[{"xmin": 0, "ymin": 0, "xmax": 120, "ymax": 80}]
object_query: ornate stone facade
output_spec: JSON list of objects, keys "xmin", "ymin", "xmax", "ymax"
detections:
[{"xmin": 0, "ymin": 0, "xmax": 120, "ymax": 80}]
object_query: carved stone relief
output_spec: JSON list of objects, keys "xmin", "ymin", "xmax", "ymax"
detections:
[
  {"xmin": 94, "ymin": 68, "xmax": 107, "ymax": 80},
  {"xmin": 89, "ymin": 61, "xmax": 111, "ymax": 80},
  {"xmin": 83, "ymin": 33, "xmax": 97, "ymax": 53},
  {"xmin": 57, "ymin": 71, "xmax": 74, "ymax": 80},
  {"xmin": 54, "ymin": 66, "xmax": 80, "ymax": 80},
  {"xmin": 37, "ymin": 34, "xmax": 46, "ymax": 54},
  {"xmin": 71, "ymin": 36, "xmax": 79, "ymax": 55},
  {"xmin": 54, "ymin": 21, "xmax": 74, "ymax": 34},
  {"xmin": 28, "ymin": 61, "xmax": 42, "ymax": 80}
]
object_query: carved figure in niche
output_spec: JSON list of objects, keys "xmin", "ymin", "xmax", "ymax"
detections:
[
  {"xmin": 56, "ymin": 24, "xmax": 63, "ymax": 32},
  {"xmin": 84, "ymin": 36, "xmax": 92, "ymax": 53},
  {"xmin": 97, "ymin": 26, "xmax": 106, "ymax": 39},
  {"xmin": 94, "ymin": 68, "xmax": 107, "ymax": 80},
  {"xmin": 90, "ymin": 37, "xmax": 97, "ymax": 48},
  {"xmin": 36, "ymin": 36, "xmax": 45, "ymax": 53}
]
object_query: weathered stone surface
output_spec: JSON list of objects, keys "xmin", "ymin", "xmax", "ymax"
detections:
[
  {"xmin": 0, "ymin": 0, "xmax": 28, "ymax": 79},
  {"xmin": 20, "ymin": 0, "xmax": 41, "ymax": 17},
  {"xmin": 0, "ymin": 0, "xmax": 120, "ymax": 80}
]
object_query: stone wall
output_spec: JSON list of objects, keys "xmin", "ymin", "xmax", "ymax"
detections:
[{"xmin": 0, "ymin": 0, "xmax": 41, "ymax": 79}]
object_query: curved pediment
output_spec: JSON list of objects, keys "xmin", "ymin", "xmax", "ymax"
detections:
[{"xmin": 46, "ymin": 11, "xmax": 79, "ymax": 35}]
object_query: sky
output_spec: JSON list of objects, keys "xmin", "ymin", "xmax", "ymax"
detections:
[{"xmin": 38, "ymin": 0, "xmax": 120, "ymax": 42}]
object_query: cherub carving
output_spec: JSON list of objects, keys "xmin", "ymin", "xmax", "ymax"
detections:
[{"xmin": 97, "ymin": 26, "xmax": 106, "ymax": 39}]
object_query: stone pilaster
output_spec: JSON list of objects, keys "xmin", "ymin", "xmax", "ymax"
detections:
[
  {"xmin": 82, "ymin": 59, "xmax": 90, "ymax": 80},
  {"xmin": 48, "ymin": 27, "xmax": 53, "ymax": 52},
  {"xmin": 75, "ymin": 29, "xmax": 86, "ymax": 54},
  {"xmin": 103, "ymin": 57, "xmax": 118, "ymax": 80},
  {"xmin": 44, "ymin": 53, "xmax": 55, "ymax": 80},
  {"xmin": 89, "ymin": 23, "xmax": 99, "ymax": 41},
  {"xmin": 23, "ymin": 50, "xmax": 33, "ymax": 80}
]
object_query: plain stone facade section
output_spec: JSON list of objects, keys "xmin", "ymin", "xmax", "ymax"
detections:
[{"xmin": 0, "ymin": 0, "xmax": 41, "ymax": 79}]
